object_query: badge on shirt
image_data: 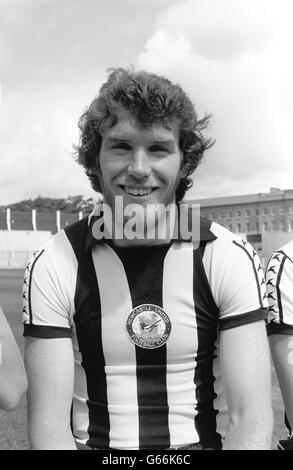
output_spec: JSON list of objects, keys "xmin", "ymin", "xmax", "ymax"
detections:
[{"xmin": 126, "ymin": 304, "xmax": 172, "ymax": 349}]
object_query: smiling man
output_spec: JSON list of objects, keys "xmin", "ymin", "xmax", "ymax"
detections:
[
  {"xmin": 23, "ymin": 68, "xmax": 272, "ymax": 450},
  {"xmin": 96, "ymin": 107, "xmax": 183, "ymax": 243},
  {"xmin": 99, "ymin": 108, "xmax": 181, "ymax": 206}
]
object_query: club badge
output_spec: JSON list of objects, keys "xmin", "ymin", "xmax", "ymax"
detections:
[{"xmin": 126, "ymin": 304, "xmax": 172, "ymax": 349}]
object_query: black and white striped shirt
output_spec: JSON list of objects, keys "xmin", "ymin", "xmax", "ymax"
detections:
[{"xmin": 22, "ymin": 214, "xmax": 268, "ymax": 449}]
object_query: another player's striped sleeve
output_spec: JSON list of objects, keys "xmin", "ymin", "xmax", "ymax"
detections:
[
  {"xmin": 22, "ymin": 231, "xmax": 76, "ymax": 338},
  {"xmin": 266, "ymin": 250, "xmax": 293, "ymax": 335}
]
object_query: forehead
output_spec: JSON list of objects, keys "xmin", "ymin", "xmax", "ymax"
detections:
[{"xmin": 102, "ymin": 109, "xmax": 179, "ymax": 143}]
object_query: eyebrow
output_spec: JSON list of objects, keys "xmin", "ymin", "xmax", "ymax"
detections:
[
  {"xmin": 106, "ymin": 137, "xmax": 130, "ymax": 143},
  {"xmin": 104, "ymin": 136, "xmax": 176, "ymax": 147},
  {"xmin": 151, "ymin": 139, "xmax": 176, "ymax": 146}
]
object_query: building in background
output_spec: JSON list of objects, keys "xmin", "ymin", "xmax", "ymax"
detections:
[{"xmin": 191, "ymin": 187, "xmax": 293, "ymax": 263}]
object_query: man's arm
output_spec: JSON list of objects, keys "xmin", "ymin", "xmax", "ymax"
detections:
[
  {"xmin": 220, "ymin": 321, "xmax": 273, "ymax": 450},
  {"xmin": 265, "ymin": 247, "xmax": 293, "ymax": 437},
  {"xmin": 0, "ymin": 307, "xmax": 27, "ymax": 410},
  {"xmin": 25, "ymin": 336, "xmax": 76, "ymax": 450},
  {"xmin": 269, "ymin": 333, "xmax": 293, "ymax": 433}
]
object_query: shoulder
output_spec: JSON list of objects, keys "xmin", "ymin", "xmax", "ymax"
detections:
[
  {"xmin": 208, "ymin": 220, "xmax": 239, "ymax": 243},
  {"xmin": 43, "ymin": 216, "xmax": 90, "ymax": 258},
  {"xmin": 202, "ymin": 220, "xmax": 266, "ymax": 295},
  {"xmin": 205, "ymin": 220, "xmax": 257, "ymax": 258},
  {"xmin": 266, "ymin": 240, "xmax": 293, "ymax": 278},
  {"xmin": 26, "ymin": 216, "xmax": 91, "ymax": 280},
  {"xmin": 34, "ymin": 229, "xmax": 73, "ymax": 263},
  {"xmin": 276, "ymin": 239, "xmax": 293, "ymax": 260}
]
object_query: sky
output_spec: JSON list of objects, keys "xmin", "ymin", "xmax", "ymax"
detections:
[{"xmin": 1, "ymin": 0, "xmax": 293, "ymax": 205}]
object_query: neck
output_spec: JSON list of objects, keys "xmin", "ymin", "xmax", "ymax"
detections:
[{"xmin": 105, "ymin": 201, "xmax": 177, "ymax": 248}]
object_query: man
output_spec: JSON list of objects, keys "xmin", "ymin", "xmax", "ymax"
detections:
[
  {"xmin": 266, "ymin": 240, "xmax": 293, "ymax": 450},
  {"xmin": 0, "ymin": 306, "xmax": 27, "ymax": 410},
  {"xmin": 23, "ymin": 68, "xmax": 272, "ymax": 450}
]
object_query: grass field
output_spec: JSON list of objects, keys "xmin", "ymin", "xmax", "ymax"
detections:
[{"xmin": 0, "ymin": 269, "xmax": 288, "ymax": 450}]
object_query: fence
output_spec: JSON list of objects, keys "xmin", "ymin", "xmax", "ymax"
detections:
[
  {"xmin": 0, "ymin": 209, "xmax": 84, "ymax": 233},
  {"xmin": 0, "ymin": 209, "xmax": 86, "ymax": 268}
]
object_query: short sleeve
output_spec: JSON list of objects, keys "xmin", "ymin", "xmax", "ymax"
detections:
[
  {"xmin": 22, "ymin": 232, "xmax": 77, "ymax": 339},
  {"xmin": 266, "ymin": 250, "xmax": 293, "ymax": 335},
  {"xmin": 203, "ymin": 226, "xmax": 268, "ymax": 331}
]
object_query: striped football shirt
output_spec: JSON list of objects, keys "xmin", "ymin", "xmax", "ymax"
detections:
[{"xmin": 22, "ymin": 212, "xmax": 268, "ymax": 449}]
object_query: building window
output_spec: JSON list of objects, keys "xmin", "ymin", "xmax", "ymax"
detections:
[
  {"xmin": 211, "ymin": 212, "xmax": 215, "ymax": 219},
  {"xmin": 237, "ymin": 223, "xmax": 241, "ymax": 233},
  {"xmin": 271, "ymin": 208, "xmax": 276, "ymax": 216},
  {"xmin": 255, "ymin": 209, "xmax": 259, "ymax": 215},
  {"xmin": 279, "ymin": 207, "xmax": 285, "ymax": 215},
  {"xmin": 245, "ymin": 210, "xmax": 250, "ymax": 216},
  {"xmin": 228, "ymin": 211, "xmax": 233, "ymax": 218},
  {"xmin": 263, "ymin": 208, "xmax": 268, "ymax": 215},
  {"xmin": 263, "ymin": 222, "xmax": 268, "ymax": 231},
  {"xmin": 237, "ymin": 210, "xmax": 241, "ymax": 217},
  {"xmin": 256, "ymin": 222, "xmax": 259, "ymax": 232},
  {"xmin": 228, "ymin": 224, "xmax": 233, "ymax": 231},
  {"xmin": 246, "ymin": 222, "xmax": 250, "ymax": 232},
  {"xmin": 272, "ymin": 221, "xmax": 277, "ymax": 231}
]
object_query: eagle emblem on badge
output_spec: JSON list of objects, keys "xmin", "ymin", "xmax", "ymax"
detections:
[{"xmin": 126, "ymin": 304, "xmax": 172, "ymax": 349}]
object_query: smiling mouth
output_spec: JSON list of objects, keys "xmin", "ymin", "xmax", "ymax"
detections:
[{"xmin": 118, "ymin": 185, "xmax": 158, "ymax": 196}]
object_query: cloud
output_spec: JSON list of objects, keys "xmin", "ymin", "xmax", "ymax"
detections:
[
  {"xmin": 0, "ymin": 0, "xmax": 177, "ymax": 91},
  {"xmin": 0, "ymin": 80, "xmax": 104, "ymax": 204},
  {"xmin": 137, "ymin": 0, "xmax": 293, "ymax": 198},
  {"xmin": 150, "ymin": 0, "xmax": 276, "ymax": 60}
]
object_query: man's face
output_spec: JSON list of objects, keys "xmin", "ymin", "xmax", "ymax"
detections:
[{"xmin": 98, "ymin": 110, "xmax": 183, "ymax": 210}]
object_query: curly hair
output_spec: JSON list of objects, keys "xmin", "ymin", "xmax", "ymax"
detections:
[{"xmin": 74, "ymin": 67, "xmax": 213, "ymax": 202}]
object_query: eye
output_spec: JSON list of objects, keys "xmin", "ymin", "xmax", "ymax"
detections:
[
  {"xmin": 150, "ymin": 145, "xmax": 169, "ymax": 153},
  {"xmin": 111, "ymin": 142, "xmax": 131, "ymax": 151}
]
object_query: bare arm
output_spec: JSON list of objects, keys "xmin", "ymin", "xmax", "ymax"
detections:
[
  {"xmin": 269, "ymin": 333, "xmax": 293, "ymax": 432},
  {"xmin": 0, "ymin": 307, "xmax": 27, "ymax": 410},
  {"xmin": 220, "ymin": 321, "xmax": 273, "ymax": 450},
  {"xmin": 25, "ymin": 336, "xmax": 76, "ymax": 450}
]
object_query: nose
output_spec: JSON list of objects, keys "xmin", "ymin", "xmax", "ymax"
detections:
[{"xmin": 127, "ymin": 148, "xmax": 151, "ymax": 179}]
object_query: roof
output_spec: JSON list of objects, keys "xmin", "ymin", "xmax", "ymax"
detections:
[{"xmin": 187, "ymin": 189, "xmax": 293, "ymax": 208}]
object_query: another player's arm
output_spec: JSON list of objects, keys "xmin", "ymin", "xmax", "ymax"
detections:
[
  {"xmin": 0, "ymin": 307, "xmax": 27, "ymax": 410},
  {"xmin": 25, "ymin": 336, "xmax": 76, "ymax": 450},
  {"xmin": 220, "ymin": 320, "xmax": 273, "ymax": 450},
  {"xmin": 266, "ymin": 252, "xmax": 293, "ymax": 434},
  {"xmin": 269, "ymin": 333, "xmax": 293, "ymax": 432}
]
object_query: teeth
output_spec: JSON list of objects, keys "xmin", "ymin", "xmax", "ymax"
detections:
[{"xmin": 124, "ymin": 186, "xmax": 153, "ymax": 196}]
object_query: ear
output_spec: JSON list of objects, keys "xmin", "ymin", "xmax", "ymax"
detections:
[
  {"xmin": 179, "ymin": 162, "xmax": 189, "ymax": 179},
  {"xmin": 86, "ymin": 165, "xmax": 101, "ymax": 177},
  {"xmin": 178, "ymin": 150, "xmax": 188, "ymax": 178},
  {"xmin": 86, "ymin": 168, "xmax": 98, "ymax": 177}
]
